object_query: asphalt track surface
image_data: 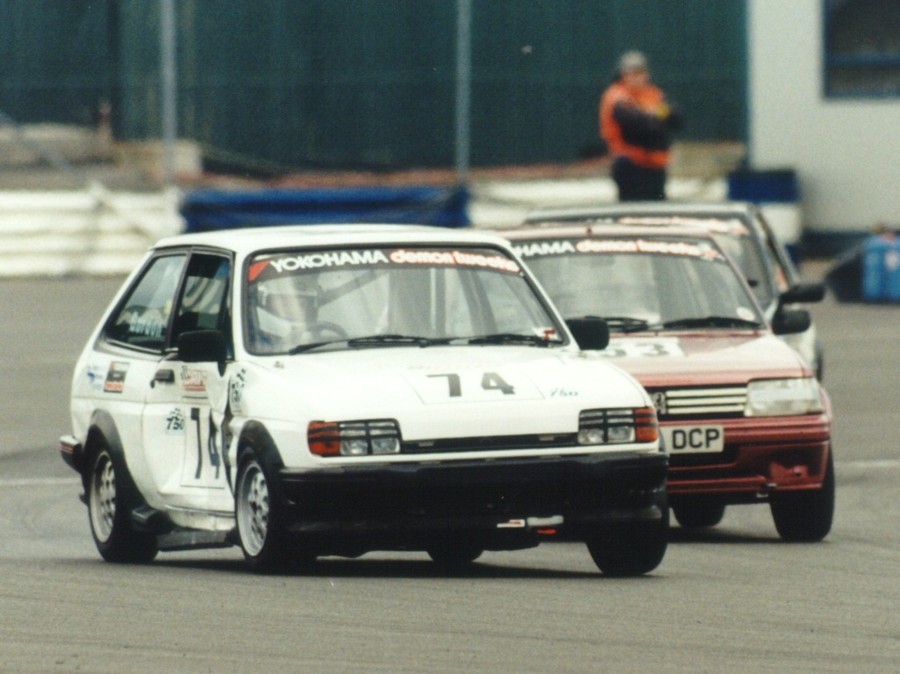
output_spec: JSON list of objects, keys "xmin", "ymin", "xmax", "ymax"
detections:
[{"xmin": 1, "ymin": 270, "xmax": 898, "ymax": 673}]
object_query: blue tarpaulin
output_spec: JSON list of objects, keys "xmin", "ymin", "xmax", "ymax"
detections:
[
  {"xmin": 825, "ymin": 233, "xmax": 900, "ymax": 303},
  {"xmin": 180, "ymin": 185, "xmax": 469, "ymax": 233}
]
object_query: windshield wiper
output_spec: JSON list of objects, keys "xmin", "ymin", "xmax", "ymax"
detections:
[
  {"xmin": 661, "ymin": 316, "xmax": 763, "ymax": 330},
  {"xmin": 467, "ymin": 332, "xmax": 561, "ymax": 347},
  {"xmin": 289, "ymin": 334, "xmax": 446, "ymax": 354},
  {"xmin": 289, "ymin": 338, "xmax": 351, "ymax": 354},
  {"xmin": 347, "ymin": 334, "xmax": 446, "ymax": 348},
  {"xmin": 592, "ymin": 316, "xmax": 652, "ymax": 333}
]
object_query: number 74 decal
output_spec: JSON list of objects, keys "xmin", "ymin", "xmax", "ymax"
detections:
[
  {"xmin": 428, "ymin": 372, "xmax": 515, "ymax": 397},
  {"xmin": 410, "ymin": 370, "xmax": 544, "ymax": 403}
]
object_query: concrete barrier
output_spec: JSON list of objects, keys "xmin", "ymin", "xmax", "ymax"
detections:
[{"xmin": 0, "ymin": 185, "xmax": 182, "ymax": 277}]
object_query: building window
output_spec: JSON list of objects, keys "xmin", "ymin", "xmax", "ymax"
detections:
[{"xmin": 824, "ymin": 0, "xmax": 900, "ymax": 97}]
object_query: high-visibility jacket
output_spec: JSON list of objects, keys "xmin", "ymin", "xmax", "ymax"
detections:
[{"xmin": 600, "ymin": 80, "xmax": 677, "ymax": 170}]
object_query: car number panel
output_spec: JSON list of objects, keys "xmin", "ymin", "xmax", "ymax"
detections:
[{"xmin": 661, "ymin": 424, "xmax": 725, "ymax": 454}]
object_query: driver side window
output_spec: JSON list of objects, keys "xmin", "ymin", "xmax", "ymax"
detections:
[{"xmin": 171, "ymin": 254, "xmax": 232, "ymax": 354}]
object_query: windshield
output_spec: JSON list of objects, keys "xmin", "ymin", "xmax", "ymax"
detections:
[
  {"xmin": 606, "ymin": 214, "xmax": 778, "ymax": 310},
  {"xmin": 243, "ymin": 245, "xmax": 563, "ymax": 354},
  {"xmin": 512, "ymin": 236, "xmax": 765, "ymax": 331},
  {"xmin": 707, "ymin": 230, "xmax": 775, "ymax": 310}
]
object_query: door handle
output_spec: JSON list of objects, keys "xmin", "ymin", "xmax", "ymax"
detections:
[{"xmin": 152, "ymin": 368, "xmax": 175, "ymax": 387}]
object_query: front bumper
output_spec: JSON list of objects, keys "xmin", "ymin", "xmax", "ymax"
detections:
[
  {"xmin": 664, "ymin": 415, "xmax": 831, "ymax": 500},
  {"xmin": 59, "ymin": 435, "xmax": 84, "ymax": 474},
  {"xmin": 277, "ymin": 451, "xmax": 668, "ymax": 548}
]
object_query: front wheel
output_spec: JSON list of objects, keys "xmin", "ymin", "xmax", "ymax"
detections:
[
  {"xmin": 587, "ymin": 499, "xmax": 669, "ymax": 577},
  {"xmin": 235, "ymin": 451, "xmax": 291, "ymax": 572},
  {"xmin": 672, "ymin": 498, "xmax": 726, "ymax": 529},
  {"xmin": 427, "ymin": 542, "xmax": 483, "ymax": 570},
  {"xmin": 770, "ymin": 451, "xmax": 835, "ymax": 542},
  {"xmin": 87, "ymin": 447, "xmax": 158, "ymax": 563}
]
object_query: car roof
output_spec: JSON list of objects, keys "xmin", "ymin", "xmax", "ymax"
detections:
[
  {"xmin": 153, "ymin": 223, "xmax": 512, "ymax": 255},
  {"xmin": 498, "ymin": 221, "xmax": 725, "ymax": 243},
  {"xmin": 523, "ymin": 201, "xmax": 761, "ymax": 224}
]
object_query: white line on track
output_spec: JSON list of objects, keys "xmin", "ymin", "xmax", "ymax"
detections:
[
  {"xmin": 0, "ymin": 477, "xmax": 79, "ymax": 487},
  {"xmin": 839, "ymin": 458, "xmax": 900, "ymax": 469}
]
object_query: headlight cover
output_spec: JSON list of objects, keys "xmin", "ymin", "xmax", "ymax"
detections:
[
  {"xmin": 745, "ymin": 378, "xmax": 823, "ymax": 417},
  {"xmin": 308, "ymin": 419, "xmax": 402, "ymax": 457},
  {"xmin": 578, "ymin": 407, "xmax": 658, "ymax": 445}
]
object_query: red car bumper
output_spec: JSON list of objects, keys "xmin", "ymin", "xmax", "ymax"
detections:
[{"xmin": 664, "ymin": 414, "xmax": 831, "ymax": 500}]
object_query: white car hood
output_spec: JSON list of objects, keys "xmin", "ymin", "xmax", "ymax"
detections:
[{"xmin": 239, "ymin": 346, "xmax": 648, "ymax": 442}]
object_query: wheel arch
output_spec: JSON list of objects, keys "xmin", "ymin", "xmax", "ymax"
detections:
[
  {"xmin": 236, "ymin": 420, "xmax": 284, "ymax": 471},
  {"xmin": 81, "ymin": 410, "xmax": 125, "ymax": 487},
  {"xmin": 83, "ymin": 410, "xmax": 148, "ymax": 513}
]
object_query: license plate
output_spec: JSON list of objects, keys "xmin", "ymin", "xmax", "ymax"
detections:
[{"xmin": 661, "ymin": 425, "xmax": 725, "ymax": 454}]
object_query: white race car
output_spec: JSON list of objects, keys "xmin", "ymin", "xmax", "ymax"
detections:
[{"xmin": 60, "ymin": 224, "xmax": 668, "ymax": 575}]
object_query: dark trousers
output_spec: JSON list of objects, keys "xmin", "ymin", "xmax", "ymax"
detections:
[{"xmin": 612, "ymin": 156, "xmax": 667, "ymax": 201}]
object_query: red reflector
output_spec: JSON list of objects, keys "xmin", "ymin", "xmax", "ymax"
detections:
[
  {"xmin": 537, "ymin": 528, "xmax": 558, "ymax": 536},
  {"xmin": 634, "ymin": 406, "xmax": 659, "ymax": 443},
  {"xmin": 308, "ymin": 421, "xmax": 341, "ymax": 457}
]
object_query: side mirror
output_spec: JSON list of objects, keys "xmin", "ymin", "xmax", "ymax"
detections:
[
  {"xmin": 565, "ymin": 317, "xmax": 610, "ymax": 351},
  {"xmin": 177, "ymin": 329, "xmax": 228, "ymax": 375},
  {"xmin": 779, "ymin": 282, "xmax": 826, "ymax": 307},
  {"xmin": 771, "ymin": 308, "xmax": 811, "ymax": 336}
]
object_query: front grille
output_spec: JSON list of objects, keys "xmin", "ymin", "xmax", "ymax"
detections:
[
  {"xmin": 648, "ymin": 386, "xmax": 746, "ymax": 420},
  {"xmin": 402, "ymin": 433, "xmax": 578, "ymax": 454}
]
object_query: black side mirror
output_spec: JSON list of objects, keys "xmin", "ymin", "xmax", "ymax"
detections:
[
  {"xmin": 779, "ymin": 282, "xmax": 826, "ymax": 308},
  {"xmin": 771, "ymin": 308, "xmax": 811, "ymax": 336},
  {"xmin": 177, "ymin": 329, "xmax": 228, "ymax": 375},
  {"xmin": 565, "ymin": 317, "xmax": 610, "ymax": 351}
]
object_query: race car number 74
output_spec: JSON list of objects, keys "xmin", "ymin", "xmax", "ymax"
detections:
[{"xmin": 429, "ymin": 372, "xmax": 514, "ymax": 397}]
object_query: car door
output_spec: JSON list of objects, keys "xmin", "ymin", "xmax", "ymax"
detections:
[
  {"xmin": 141, "ymin": 251, "xmax": 234, "ymax": 517},
  {"xmin": 93, "ymin": 252, "xmax": 189, "ymax": 508}
]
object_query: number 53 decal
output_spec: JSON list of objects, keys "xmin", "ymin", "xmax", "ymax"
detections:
[
  {"xmin": 602, "ymin": 338, "xmax": 685, "ymax": 358},
  {"xmin": 410, "ymin": 370, "xmax": 543, "ymax": 403}
]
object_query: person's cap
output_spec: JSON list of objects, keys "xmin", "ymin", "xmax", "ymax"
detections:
[{"xmin": 618, "ymin": 50, "xmax": 648, "ymax": 73}]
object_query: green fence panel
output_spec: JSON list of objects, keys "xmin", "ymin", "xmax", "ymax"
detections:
[{"xmin": 1, "ymin": 0, "xmax": 746, "ymax": 172}]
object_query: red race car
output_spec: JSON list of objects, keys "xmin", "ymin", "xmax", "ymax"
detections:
[{"xmin": 502, "ymin": 222, "xmax": 833, "ymax": 541}]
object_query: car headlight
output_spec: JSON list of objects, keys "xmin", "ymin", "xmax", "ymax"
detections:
[
  {"xmin": 578, "ymin": 407, "xmax": 658, "ymax": 445},
  {"xmin": 745, "ymin": 378, "xmax": 823, "ymax": 417},
  {"xmin": 308, "ymin": 419, "xmax": 402, "ymax": 457}
]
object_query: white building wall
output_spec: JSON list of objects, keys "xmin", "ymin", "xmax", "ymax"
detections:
[{"xmin": 748, "ymin": 0, "xmax": 900, "ymax": 234}]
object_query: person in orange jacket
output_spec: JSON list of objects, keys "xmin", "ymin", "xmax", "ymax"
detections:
[{"xmin": 600, "ymin": 51, "xmax": 683, "ymax": 201}]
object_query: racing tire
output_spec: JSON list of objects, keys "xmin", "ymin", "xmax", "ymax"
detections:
[
  {"xmin": 426, "ymin": 542, "xmax": 483, "ymax": 570},
  {"xmin": 672, "ymin": 498, "xmax": 726, "ymax": 529},
  {"xmin": 770, "ymin": 451, "xmax": 835, "ymax": 542},
  {"xmin": 587, "ymin": 498, "xmax": 669, "ymax": 577},
  {"xmin": 87, "ymin": 446, "xmax": 158, "ymax": 564},
  {"xmin": 235, "ymin": 449, "xmax": 291, "ymax": 573}
]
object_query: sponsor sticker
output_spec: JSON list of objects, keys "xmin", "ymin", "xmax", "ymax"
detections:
[
  {"xmin": 180, "ymin": 366, "xmax": 207, "ymax": 394},
  {"xmin": 86, "ymin": 365, "xmax": 107, "ymax": 392},
  {"xmin": 165, "ymin": 407, "xmax": 186, "ymax": 434},
  {"xmin": 515, "ymin": 238, "xmax": 723, "ymax": 262},
  {"xmin": 229, "ymin": 369, "xmax": 247, "ymax": 413},
  {"xmin": 250, "ymin": 247, "xmax": 520, "ymax": 278},
  {"xmin": 103, "ymin": 362, "xmax": 129, "ymax": 393}
]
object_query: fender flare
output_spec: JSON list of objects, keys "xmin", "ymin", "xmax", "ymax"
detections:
[
  {"xmin": 236, "ymin": 421, "xmax": 284, "ymax": 472},
  {"xmin": 83, "ymin": 410, "xmax": 147, "ymax": 513}
]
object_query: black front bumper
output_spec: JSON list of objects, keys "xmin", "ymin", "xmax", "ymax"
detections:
[{"xmin": 277, "ymin": 452, "xmax": 668, "ymax": 549}]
